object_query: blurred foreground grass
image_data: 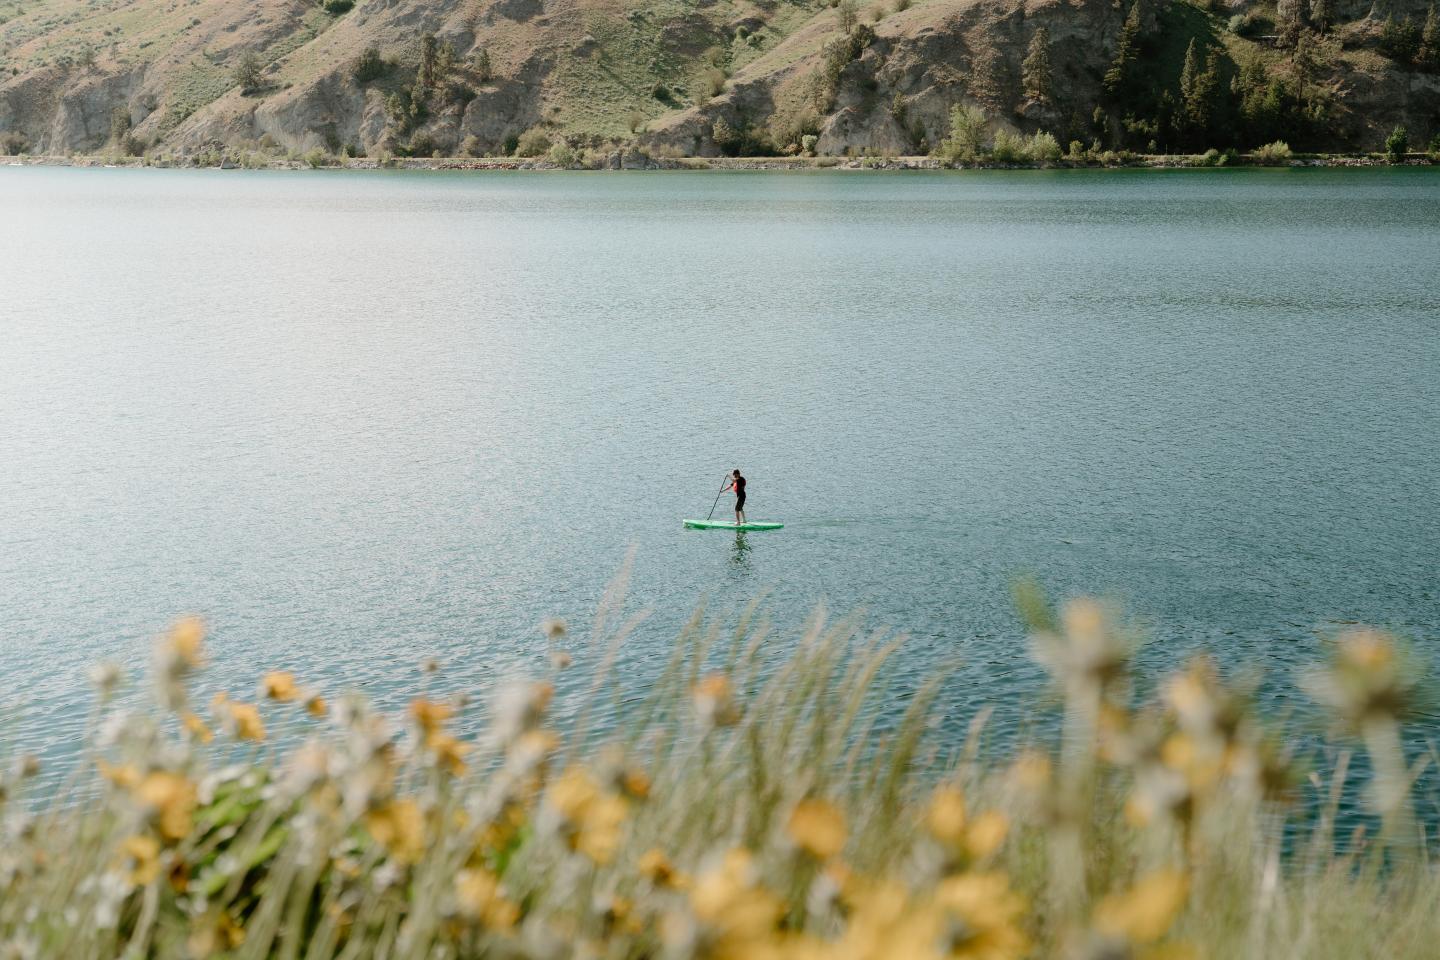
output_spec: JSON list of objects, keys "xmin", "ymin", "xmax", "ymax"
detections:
[{"xmin": 1, "ymin": 588, "xmax": 1437, "ymax": 960}]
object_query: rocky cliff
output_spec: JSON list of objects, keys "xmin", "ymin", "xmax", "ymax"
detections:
[{"xmin": 1, "ymin": 0, "xmax": 1437, "ymax": 159}]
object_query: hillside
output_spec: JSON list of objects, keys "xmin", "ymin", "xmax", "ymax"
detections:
[{"xmin": 1, "ymin": 0, "xmax": 1438, "ymax": 160}]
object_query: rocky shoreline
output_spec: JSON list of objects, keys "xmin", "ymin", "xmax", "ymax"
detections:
[{"xmin": 4, "ymin": 153, "xmax": 1436, "ymax": 172}]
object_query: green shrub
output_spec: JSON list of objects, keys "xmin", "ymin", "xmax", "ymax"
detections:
[
  {"xmin": 711, "ymin": 115, "xmax": 737, "ymax": 153},
  {"xmin": 302, "ymin": 147, "xmax": 327, "ymax": 168},
  {"xmin": 233, "ymin": 50, "xmax": 264, "ymax": 94},
  {"xmin": 1028, "ymin": 130, "xmax": 1061, "ymax": 163},
  {"xmin": 514, "ymin": 128, "xmax": 551, "ymax": 157},
  {"xmin": 991, "ymin": 128, "xmax": 1030, "ymax": 163},
  {"xmin": 1254, "ymin": 140, "xmax": 1292, "ymax": 165},
  {"xmin": 1192, "ymin": 147, "xmax": 1226, "ymax": 167},
  {"xmin": 1385, "ymin": 124, "xmax": 1409, "ymax": 161},
  {"xmin": 801, "ymin": 133, "xmax": 819, "ymax": 156},
  {"xmin": 353, "ymin": 46, "xmax": 385, "ymax": 83},
  {"xmin": 702, "ymin": 67, "xmax": 727, "ymax": 99},
  {"xmin": 319, "ymin": 0, "xmax": 353, "ymax": 13},
  {"xmin": 547, "ymin": 142, "xmax": 576, "ymax": 167},
  {"xmin": 935, "ymin": 104, "xmax": 987, "ymax": 162}
]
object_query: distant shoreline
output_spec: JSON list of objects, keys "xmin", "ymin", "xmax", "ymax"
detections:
[{"xmin": 3, "ymin": 153, "xmax": 1436, "ymax": 172}]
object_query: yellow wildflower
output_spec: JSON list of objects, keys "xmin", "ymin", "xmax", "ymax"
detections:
[
  {"xmin": 187, "ymin": 910, "xmax": 246, "ymax": 955},
  {"xmin": 365, "ymin": 799, "xmax": 427, "ymax": 864},
  {"xmin": 622, "ymin": 768, "xmax": 652, "ymax": 800},
  {"xmin": 229, "ymin": 702, "xmax": 266, "ymax": 741},
  {"xmin": 410, "ymin": 698, "xmax": 453, "ymax": 737},
  {"xmin": 211, "ymin": 692, "xmax": 266, "ymax": 740},
  {"xmin": 97, "ymin": 759, "xmax": 141, "ymax": 789},
  {"xmin": 1094, "ymin": 870, "xmax": 1190, "ymax": 944},
  {"xmin": 693, "ymin": 673, "xmax": 740, "ymax": 727},
  {"xmin": 577, "ymin": 792, "xmax": 628, "ymax": 864},
  {"xmin": 181, "ymin": 711, "xmax": 213, "ymax": 743},
  {"xmin": 690, "ymin": 849, "xmax": 783, "ymax": 946},
  {"xmin": 832, "ymin": 878, "xmax": 941, "ymax": 960},
  {"xmin": 169, "ymin": 617, "xmax": 206, "ymax": 668},
  {"xmin": 121, "ymin": 833, "xmax": 161, "ymax": 886},
  {"xmin": 934, "ymin": 871, "xmax": 1030, "ymax": 959},
  {"xmin": 548, "ymin": 765, "xmax": 600, "ymax": 820},
  {"xmin": 927, "ymin": 785, "xmax": 967, "ymax": 846},
  {"xmin": 455, "ymin": 868, "xmax": 520, "ymax": 930},
  {"xmin": 928, "ymin": 785, "xmax": 1008, "ymax": 860},
  {"xmin": 428, "ymin": 733, "xmax": 471, "ymax": 776},
  {"xmin": 965, "ymin": 810, "xmax": 1009, "ymax": 860},
  {"xmin": 639, "ymin": 847, "xmax": 681, "ymax": 887},
  {"xmin": 136, "ymin": 771, "xmax": 197, "ymax": 841},
  {"xmin": 547, "ymin": 766, "xmax": 629, "ymax": 864},
  {"xmin": 261, "ymin": 671, "xmax": 299, "ymax": 702},
  {"xmin": 787, "ymin": 798, "xmax": 847, "ymax": 859}
]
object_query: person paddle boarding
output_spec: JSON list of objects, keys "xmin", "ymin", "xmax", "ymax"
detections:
[{"xmin": 723, "ymin": 469, "xmax": 747, "ymax": 526}]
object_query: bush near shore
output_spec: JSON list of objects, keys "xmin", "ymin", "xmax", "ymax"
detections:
[{"xmin": 0, "ymin": 590, "xmax": 1437, "ymax": 959}]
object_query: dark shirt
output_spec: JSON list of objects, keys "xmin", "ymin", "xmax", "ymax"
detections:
[{"xmin": 734, "ymin": 476, "xmax": 746, "ymax": 496}]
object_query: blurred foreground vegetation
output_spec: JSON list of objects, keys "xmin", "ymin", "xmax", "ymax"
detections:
[{"xmin": 0, "ymin": 590, "xmax": 1437, "ymax": 959}]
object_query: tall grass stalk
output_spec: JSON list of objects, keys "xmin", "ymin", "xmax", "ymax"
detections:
[{"xmin": 0, "ymin": 592, "xmax": 1436, "ymax": 959}]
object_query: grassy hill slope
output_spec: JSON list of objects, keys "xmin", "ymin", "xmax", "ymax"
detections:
[{"xmin": 2, "ymin": 0, "xmax": 1438, "ymax": 159}]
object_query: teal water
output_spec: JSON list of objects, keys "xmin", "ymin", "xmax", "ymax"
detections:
[{"xmin": 1, "ymin": 166, "xmax": 1438, "ymax": 765}]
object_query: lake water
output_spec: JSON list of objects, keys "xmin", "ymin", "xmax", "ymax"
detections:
[{"xmin": 2, "ymin": 166, "xmax": 1438, "ymax": 768}]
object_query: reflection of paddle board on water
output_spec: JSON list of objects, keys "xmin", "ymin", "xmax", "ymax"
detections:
[{"xmin": 683, "ymin": 519, "xmax": 784, "ymax": 531}]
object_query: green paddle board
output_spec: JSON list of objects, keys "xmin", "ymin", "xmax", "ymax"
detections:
[{"xmin": 683, "ymin": 519, "xmax": 784, "ymax": 531}]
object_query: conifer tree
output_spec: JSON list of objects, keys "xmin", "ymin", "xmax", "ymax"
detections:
[
  {"xmin": 1421, "ymin": 6, "xmax": 1440, "ymax": 71},
  {"xmin": 1103, "ymin": 2, "xmax": 1142, "ymax": 98},
  {"xmin": 1179, "ymin": 38, "xmax": 1199, "ymax": 107},
  {"xmin": 1277, "ymin": 0, "xmax": 1306, "ymax": 48},
  {"xmin": 1180, "ymin": 43, "xmax": 1221, "ymax": 146},
  {"xmin": 418, "ymin": 34, "xmax": 439, "ymax": 93},
  {"xmin": 1310, "ymin": 0, "xmax": 1332, "ymax": 35},
  {"xmin": 1023, "ymin": 26, "xmax": 1053, "ymax": 103}
]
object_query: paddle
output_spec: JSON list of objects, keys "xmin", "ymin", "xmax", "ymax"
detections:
[{"xmin": 704, "ymin": 473, "xmax": 729, "ymax": 522}]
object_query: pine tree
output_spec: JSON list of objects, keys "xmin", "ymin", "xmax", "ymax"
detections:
[
  {"xmin": 1421, "ymin": 6, "xmax": 1440, "ymax": 71},
  {"xmin": 1310, "ymin": 0, "xmax": 1333, "ymax": 35},
  {"xmin": 1180, "ymin": 43, "xmax": 1221, "ymax": 146},
  {"xmin": 1179, "ymin": 38, "xmax": 1199, "ymax": 107},
  {"xmin": 1277, "ymin": 0, "xmax": 1306, "ymax": 48},
  {"xmin": 472, "ymin": 47, "xmax": 492, "ymax": 83},
  {"xmin": 1103, "ymin": 2, "xmax": 1143, "ymax": 98},
  {"xmin": 418, "ymin": 34, "xmax": 439, "ymax": 93},
  {"xmin": 1022, "ymin": 26, "xmax": 1053, "ymax": 102}
]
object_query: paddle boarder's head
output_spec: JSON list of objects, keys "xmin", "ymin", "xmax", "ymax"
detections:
[{"xmin": 733, "ymin": 469, "xmax": 741, "ymax": 477}]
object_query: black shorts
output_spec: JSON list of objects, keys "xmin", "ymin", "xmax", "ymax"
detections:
[{"xmin": 735, "ymin": 494, "xmax": 746, "ymax": 511}]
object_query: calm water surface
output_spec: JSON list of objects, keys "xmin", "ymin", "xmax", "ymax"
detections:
[{"xmin": 2, "ymin": 166, "xmax": 1438, "ymax": 766}]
